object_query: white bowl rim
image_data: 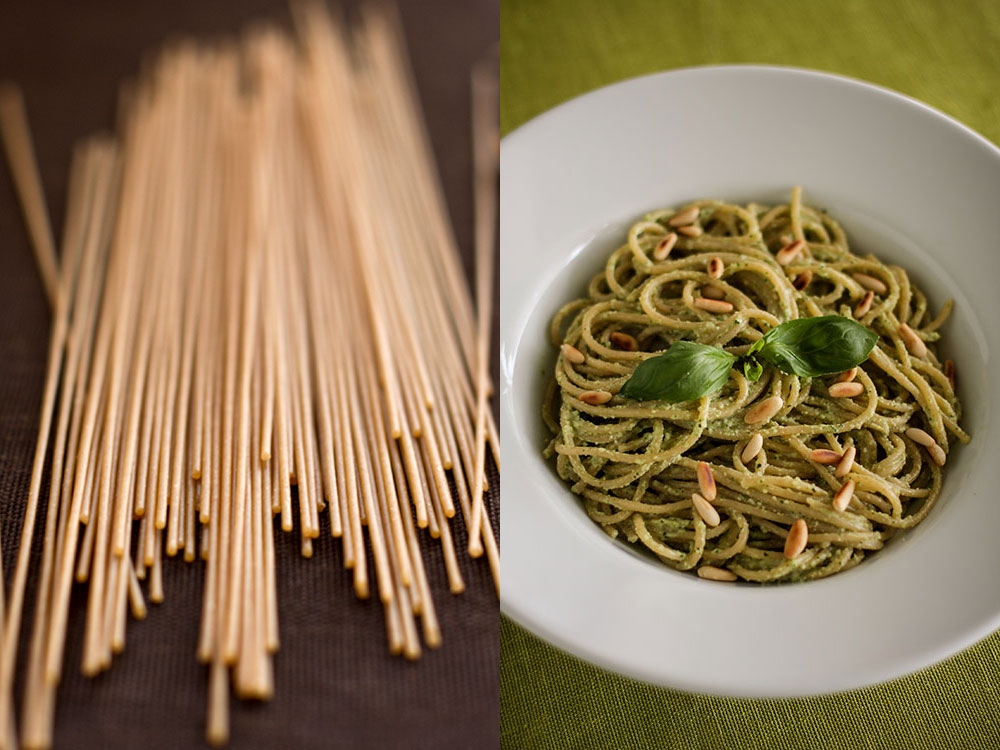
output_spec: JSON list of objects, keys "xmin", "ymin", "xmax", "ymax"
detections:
[{"xmin": 501, "ymin": 62, "xmax": 1000, "ymax": 154}]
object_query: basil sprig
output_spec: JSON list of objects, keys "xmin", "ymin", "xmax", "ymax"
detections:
[
  {"xmin": 753, "ymin": 315, "xmax": 878, "ymax": 378},
  {"xmin": 619, "ymin": 342, "xmax": 736, "ymax": 402},
  {"xmin": 620, "ymin": 316, "xmax": 877, "ymax": 402}
]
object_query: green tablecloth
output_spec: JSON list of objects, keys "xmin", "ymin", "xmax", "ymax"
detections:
[{"xmin": 500, "ymin": 1, "xmax": 1000, "ymax": 747}]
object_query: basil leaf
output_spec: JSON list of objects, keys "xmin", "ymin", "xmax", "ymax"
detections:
[
  {"xmin": 739, "ymin": 355, "xmax": 764, "ymax": 382},
  {"xmin": 757, "ymin": 315, "xmax": 878, "ymax": 377},
  {"xmin": 620, "ymin": 341, "xmax": 736, "ymax": 402}
]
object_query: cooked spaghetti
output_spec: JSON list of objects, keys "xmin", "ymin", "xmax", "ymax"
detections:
[{"xmin": 543, "ymin": 188, "xmax": 969, "ymax": 583}]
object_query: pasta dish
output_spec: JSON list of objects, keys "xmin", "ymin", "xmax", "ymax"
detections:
[{"xmin": 544, "ymin": 188, "xmax": 968, "ymax": 583}]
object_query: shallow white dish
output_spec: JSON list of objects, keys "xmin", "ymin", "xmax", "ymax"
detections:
[{"xmin": 499, "ymin": 65, "xmax": 1000, "ymax": 698}]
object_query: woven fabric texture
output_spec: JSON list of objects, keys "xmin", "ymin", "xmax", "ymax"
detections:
[
  {"xmin": 500, "ymin": 1, "xmax": 1000, "ymax": 748},
  {"xmin": 0, "ymin": 1, "xmax": 499, "ymax": 748}
]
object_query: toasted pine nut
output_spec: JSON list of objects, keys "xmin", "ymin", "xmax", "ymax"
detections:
[
  {"xmin": 852, "ymin": 272, "xmax": 888, "ymax": 294},
  {"xmin": 906, "ymin": 427, "xmax": 946, "ymax": 466},
  {"xmin": 653, "ymin": 232, "xmax": 678, "ymax": 261},
  {"xmin": 835, "ymin": 367, "xmax": 858, "ymax": 383},
  {"xmin": 905, "ymin": 427, "xmax": 935, "ymax": 447},
  {"xmin": 927, "ymin": 442, "xmax": 947, "ymax": 467},
  {"xmin": 697, "ymin": 565, "xmax": 737, "ymax": 582},
  {"xmin": 899, "ymin": 323, "xmax": 927, "ymax": 358},
  {"xmin": 809, "ymin": 449, "xmax": 842, "ymax": 465},
  {"xmin": 691, "ymin": 492, "xmax": 721, "ymax": 527},
  {"xmin": 792, "ymin": 270, "xmax": 812, "ymax": 291},
  {"xmin": 696, "ymin": 461, "xmax": 717, "ymax": 501},
  {"xmin": 677, "ymin": 224, "xmax": 703, "ymax": 238},
  {"xmin": 776, "ymin": 239, "xmax": 805, "ymax": 265},
  {"xmin": 944, "ymin": 359, "xmax": 956, "ymax": 390},
  {"xmin": 561, "ymin": 344, "xmax": 585, "ymax": 364},
  {"xmin": 854, "ymin": 290, "xmax": 875, "ymax": 318},
  {"xmin": 609, "ymin": 331, "xmax": 638, "ymax": 351},
  {"xmin": 701, "ymin": 285, "xmax": 726, "ymax": 300},
  {"xmin": 784, "ymin": 518, "xmax": 808, "ymax": 559},
  {"xmin": 780, "ymin": 233, "xmax": 793, "ymax": 246},
  {"xmin": 579, "ymin": 390, "xmax": 612, "ymax": 406},
  {"xmin": 835, "ymin": 445, "xmax": 856, "ymax": 478},
  {"xmin": 744, "ymin": 396, "xmax": 783, "ymax": 425},
  {"xmin": 693, "ymin": 297, "xmax": 733, "ymax": 313},
  {"xmin": 832, "ymin": 480, "xmax": 855, "ymax": 512},
  {"xmin": 668, "ymin": 206, "xmax": 699, "ymax": 227},
  {"xmin": 707, "ymin": 257, "xmax": 724, "ymax": 279},
  {"xmin": 828, "ymin": 382, "xmax": 864, "ymax": 398},
  {"xmin": 741, "ymin": 433, "xmax": 764, "ymax": 463}
]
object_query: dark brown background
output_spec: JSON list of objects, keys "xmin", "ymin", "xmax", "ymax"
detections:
[{"xmin": 0, "ymin": 1, "xmax": 499, "ymax": 748}]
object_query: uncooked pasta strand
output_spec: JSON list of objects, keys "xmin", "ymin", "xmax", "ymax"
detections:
[
  {"xmin": 0, "ymin": 84, "xmax": 59, "ymax": 305},
  {"xmin": 467, "ymin": 57, "xmax": 498, "ymax": 557},
  {"xmin": 20, "ymin": 140, "xmax": 102, "ymax": 750}
]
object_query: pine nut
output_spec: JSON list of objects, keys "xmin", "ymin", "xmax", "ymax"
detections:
[
  {"xmin": 899, "ymin": 323, "xmax": 927, "ymax": 358},
  {"xmin": 609, "ymin": 331, "xmax": 638, "ymax": 351},
  {"xmin": 905, "ymin": 427, "xmax": 935, "ymax": 446},
  {"xmin": 677, "ymin": 224, "xmax": 703, "ymax": 238},
  {"xmin": 829, "ymin": 382, "xmax": 864, "ymax": 398},
  {"xmin": 707, "ymin": 257, "xmax": 724, "ymax": 278},
  {"xmin": 696, "ymin": 461, "xmax": 717, "ymax": 501},
  {"xmin": 741, "ymin": 433, "xmax": 764, "ymax": 463},
  {"xmin": 784, "ymin": 518, "xmax": 808, "ymax": 559},
  {"xmin": 852, "ymin": 272, "xmax": 887, "ymax": 294},
  {"xmin": 944, "ymin": 359, "xmax": 956, "ymax": 390},
  {"xmin": 561, "ymin": 344, "xmax": 585, "ymax": 364},
  {"xmin": 835, "ymin": 367, "xmax": 858, "ymax": 383},
  {"xmin": 906, "ymin": 427, "xmax": 946, "ymax": 467},
  {"xmin": 579, "ymin": 390, "xmax": 612, "ymax": 405},
  {"xmin": 693, "ymin": 297, "xmax": 733, "ymax": 313},
  {"xmin": 853, "ymin": 290, "xmax": 875, "ymax": 318},
  {"xmin": 776, "ymin": 239, "xmax": 805, "ymax": 265},
  {"xmin": 927, "ymin": 442, "xmax": 947, "ymax": 467},
  {"xmin": 653, "ymin": 232, "xmax": 678, "ymax": 261},
  {"xmin": 809, "ymin": 449, "xmax": 842, "ymax": 465},
  {"xmin": 744, "ymin": 396, "xmax": 783, "ymax": 425},
  {"xmin": 835, "ymin": 446, "xmax": 856, "ymax": 478},
  {"xmin": 697, "ymin": 565, "xmax": 738, "ymax": 582},
  {"xmin": 833, "ymin": 480, "xmax": 855, "ymax": 512},
  {"xmin": 792, "ymin": 270, "xmax": 812, "ymax": 291},
  {"xmin": 701, "ymin": 285, "xmax": 726, "ymax": 300},
  {"xmin": 668, "ymin": 206, "xmax": 699, "ymax": 227},
  {"xmin": 691, "ymin": 492, "xmax": 720, "ymax": 527}
]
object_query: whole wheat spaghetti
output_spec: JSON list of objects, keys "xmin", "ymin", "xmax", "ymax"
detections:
[
  {"xmin": 0, "ymin": 3, "xmax": 498, "ymax": 748},
  {"xmin": 545, "ymin": 188, "xmax": 967, "ymax": 583}
]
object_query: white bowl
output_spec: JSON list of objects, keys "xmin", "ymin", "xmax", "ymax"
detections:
[{"xmin": 499, "ymin": 65, "xmax": 1000, "ymax": 697}]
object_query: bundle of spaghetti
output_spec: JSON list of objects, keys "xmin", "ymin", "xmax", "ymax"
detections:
[
  {"xmin": 545, "ymin": 187, "xmax": 967, "ymax": 584},
  {"xmin": 0, "ymin": 3, "xmax": 498, "ymax": 748}
]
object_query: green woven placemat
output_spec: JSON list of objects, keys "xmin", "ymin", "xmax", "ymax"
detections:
[{"xmin": 501, "ymin": 1, "xmax": 1000, "ymax": 747}]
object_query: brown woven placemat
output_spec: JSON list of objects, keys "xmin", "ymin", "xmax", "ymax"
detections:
[{"xmin": 0, "ymin": 1, "xmax": 499, "ymax": 747}]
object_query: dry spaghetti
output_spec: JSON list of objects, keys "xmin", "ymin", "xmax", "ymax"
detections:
[{"xmin": 0, "ymin": 4, "xmax": 498, "ymax": 747}]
